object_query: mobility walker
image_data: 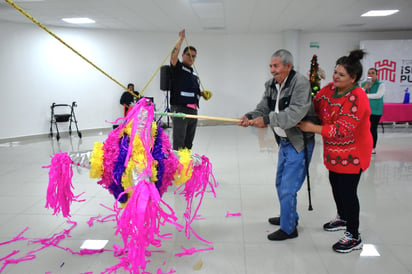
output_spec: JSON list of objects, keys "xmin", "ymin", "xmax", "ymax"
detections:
[{"xmin": 49, "ymin": 101, "xmax": 82, "ymax": 141}]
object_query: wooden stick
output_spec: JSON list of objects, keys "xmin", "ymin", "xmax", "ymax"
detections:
[{"xmin": 155, "ymin": 112, "xmax": 241, "ymax": 123}]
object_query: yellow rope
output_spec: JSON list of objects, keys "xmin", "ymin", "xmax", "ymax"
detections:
[
  {"xmin": 184, "ymin": 36, "xmax": 206, "ymax": 91},
  {"xmin": 6, "ymin": 0, "xmax": 205, "ymax": 100},
  {"xmin": 140, "ymin": 34, "xmax": 208, "ymax": 96},
  {"xmin": 138, "ymin": 34, "xmax": 206, "ymax": 96},
  {"xmin": 139, "ymin": 38, "xmax": 180, "ymax": 96},
  {"xmin": 4, "ymin": 0, "xmax": 141, "ymax": 98}
]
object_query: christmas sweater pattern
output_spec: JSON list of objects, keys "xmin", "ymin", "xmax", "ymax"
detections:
[{"xmin": 314, "ymin": 83, "xmax": 372, "ymax": 173}]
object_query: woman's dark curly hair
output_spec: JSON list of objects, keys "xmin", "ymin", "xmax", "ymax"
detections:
[{"xmin": 336, "ymin": 49, "xmax": 366, "ymax": 82}]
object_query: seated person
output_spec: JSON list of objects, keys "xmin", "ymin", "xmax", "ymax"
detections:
[{"xmin": 120, "ymin": 83, "xmax": 140, "ymax": 116}]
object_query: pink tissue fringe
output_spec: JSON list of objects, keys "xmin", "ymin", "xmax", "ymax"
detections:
[
  {"xmin": 158, "ymin": 129, "xmax": 179, "ymax": 196},
  {"xmin": 108, "ymin": 101, "xmax": 183, "ymax": 273},
  {"xmin": 44, "ymin": 152, "xmax": 74, "ymax": 218},
  {"xmin": 175, "ymin": 155, "xmax": 218, "ymax": 244},
  {"xmin": 98, "ymin": 127, "xmax": 121, "ymax": 189},
  {"xmin": 0, "ymin": 221, "xmax": 107, "ymax": 273},
  {"xmin": 114, "ymin": 179, "xmax": 183, "ymax": 274}
]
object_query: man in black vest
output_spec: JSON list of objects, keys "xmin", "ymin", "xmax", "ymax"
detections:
[{"xmin": 169, "ymin": 29, "xmax": 205, "ymax": 150}]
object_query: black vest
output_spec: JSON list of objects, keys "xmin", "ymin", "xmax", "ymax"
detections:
[{"xmin": 170, "ymin": 61, "xmax": 200, "ymax": 106}]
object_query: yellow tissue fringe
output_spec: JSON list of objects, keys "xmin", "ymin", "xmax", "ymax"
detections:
[
  {"xmin": 151, "ymin": 121, "xmax": 157, "ymax": 140},
  {"xmin": 89, "ymin": 142, "xmax": 104, "ymax": 178},
  {"xmin": 121, "ymin": 126, "xmax": 146, "ymax": 193},
  {"xmin": 173, "ymin": 148, "xmax": 193, "ymax": 186}
]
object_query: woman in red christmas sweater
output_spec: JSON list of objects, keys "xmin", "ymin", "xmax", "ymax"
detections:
[{"xmin": 298, "ymin": 49, "xmax": 372, "ymax": 253}]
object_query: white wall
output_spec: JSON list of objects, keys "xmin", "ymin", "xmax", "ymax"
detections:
[{"xmin": 1, "ymin": 21, "xmax": 412, "ymax": 139}]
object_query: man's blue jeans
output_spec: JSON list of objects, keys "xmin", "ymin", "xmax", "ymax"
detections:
[{"xmin": 276, "ymin": 139, "xmax": 314, "ymax": 234}]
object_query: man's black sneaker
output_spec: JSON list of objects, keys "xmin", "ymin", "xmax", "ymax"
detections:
[
  {"xmin": 332, "ymin": 232, "xmax": 363, "ymax": 253},
  {"xmin": 268, "ymin": 217, "xmax": 280, "ymax": 225},
  {"xmin": 267, "ymin": 228, "xmax": 298, "ymax": 241},
  {"xmin": 323, "ymin": 216, "xmax": 347, "ymax": 231},
  {"xmin": 268, "ymin": 217, "xmax": 298, "ymax": 226}
]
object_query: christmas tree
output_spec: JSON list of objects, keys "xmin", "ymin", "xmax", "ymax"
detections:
[{"xmin": 309, "ymin": 54, "xmax": 321, "ymax": 97}]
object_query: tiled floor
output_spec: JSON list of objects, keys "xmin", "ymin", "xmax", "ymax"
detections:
[{"xmin": 1, "ymin": 125, "xmax": 412, "ymax": 274}]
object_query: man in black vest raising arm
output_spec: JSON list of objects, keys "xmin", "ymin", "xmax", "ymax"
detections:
[{"xmin": 170, "ymin": 29, "xmax": 207, "ymax": 150}]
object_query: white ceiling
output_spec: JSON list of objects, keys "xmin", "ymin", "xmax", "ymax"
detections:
[{"xmin": 1, "ymin": 0, "xmax": 411, "ymax": 33}]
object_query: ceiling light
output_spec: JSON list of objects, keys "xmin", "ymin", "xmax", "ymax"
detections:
[
  {"xmin": 191, "ymin": 2, "xmax": 224, "ymax": 18},
  {"xmin": 62, "ymin": 17, "xmax": 96, "ymax": 24},
  {"xmin": 361, "ymin": 10, "xmax": 399, "ymax": 17}
]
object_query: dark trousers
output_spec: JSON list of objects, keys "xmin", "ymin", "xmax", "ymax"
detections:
[
  {"xmin": 329, "ymin": 171, "xmax": 362, "ymax": 238},
  {"xmin": 171, "ymin": 105, "xmax": 198, "ymax": 150},
  {"xmin": 370, "ymin": 114, "xmax": 381, "ymax": 149}
]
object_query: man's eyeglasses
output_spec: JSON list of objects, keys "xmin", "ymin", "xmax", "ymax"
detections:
[{"xmin": 185, "ymin": 53, "xmax": 196, "ymax": 58}]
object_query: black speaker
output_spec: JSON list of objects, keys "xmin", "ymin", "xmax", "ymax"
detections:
[{"xmin": 160, "ymin": 65, "xmax": 171, "ymax": 91}]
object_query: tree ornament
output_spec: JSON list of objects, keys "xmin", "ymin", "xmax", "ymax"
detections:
[{"xmin": 309, "ymin": 54, "xmax": 321, "ymax": 97}]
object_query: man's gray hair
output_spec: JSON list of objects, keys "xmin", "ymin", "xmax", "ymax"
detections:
[{"xmin": 272, "ymin": 49, "xmax": 294, "ymax": 66}]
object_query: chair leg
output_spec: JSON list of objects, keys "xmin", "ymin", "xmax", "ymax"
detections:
[
  {"xmin": 49, "ymin": 115, "xmax": 54, "ymax": 138},
  {"xmin": 69, "ymin": 119, "xmax": 72, "ymax": 135},
  {"xmin": 71, "ymin": 112, "xmax": 81, "ymax": 139},
  {"xmin": 49, "ymin": 123, "xmax": 53, "ymax": 138},
  {"xmin": 55, "ymin": 123, "xmax": 60, "ymax": 141}
]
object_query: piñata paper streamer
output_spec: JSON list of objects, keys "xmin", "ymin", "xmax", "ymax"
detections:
[
  {"xmin": 174, "ymin": 246, "xmax": 214, "ymax": 257},
  {"xmin": 176, "ymin": 154, "xmax": 217, "ymax": 244},
  {"xmin": 44, "ymin": 152, "xmax": 74, "ymax": 218},
  {"xmin": 97, "ymin": 126, "xmax": 121, "ymax": 189},
  {"xmin": 0, "ymin": 221, "xmax": 108, "ymax": 273},
  {"xmin": 226, "ymin": 212, "xmax": 242, "ymax": 217}
]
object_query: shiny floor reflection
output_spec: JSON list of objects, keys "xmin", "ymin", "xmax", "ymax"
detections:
[{"xmin": 0, "ymin": 125, "xmax": 411, "ymax": 274}]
